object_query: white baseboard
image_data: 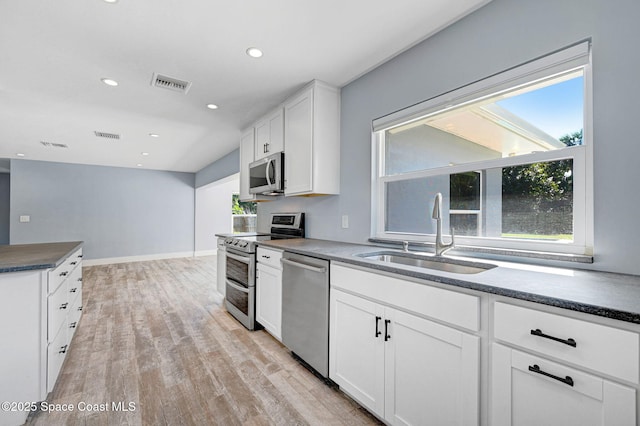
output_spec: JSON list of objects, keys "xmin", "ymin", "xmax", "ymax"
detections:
[
  {"xmin": 194, "ymin": 249, "xmax": 218, "ymax": 257},
  {"xmin": 83, "ymin": 251, "xmax": 195, "ymax": 266}
]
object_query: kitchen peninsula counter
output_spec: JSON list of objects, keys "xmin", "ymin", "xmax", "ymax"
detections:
[{"xmin": 0, "ymin": 241, "xmax": 83, "ymax": 273}]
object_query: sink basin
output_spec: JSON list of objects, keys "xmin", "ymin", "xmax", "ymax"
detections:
[{"xmin": 356, "ymin": 251, "xmax": 497, "ymax": 275}]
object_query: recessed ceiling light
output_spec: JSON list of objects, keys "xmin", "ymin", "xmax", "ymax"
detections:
[
  {"xmin": 137, "ymin": 163, "xmax": 143, "ymax": 167},
  {"xmin": 103, "ymin": 0, "xmax": 118, "ymax": 3},
  {"xmin": 16, "ymin": 153, "xmax": 25, "ymax": 157},
  {"xmin": 101, "ymin": 78, "xmax": 118, "ymax": 87},
  {"xmin": 206, "ymin": 104, "xmax": 219, "ymax": 110},
  {"xmin": 148, "ymin": 133, "xmax": 159, "ymax": 138},
  {"xmin": 141, "ymin": 152, "xmax": 149, "ymax": 156},
  {"xmin": 246, "ymin": 47, "xmax": 263, "ymax": 58}
]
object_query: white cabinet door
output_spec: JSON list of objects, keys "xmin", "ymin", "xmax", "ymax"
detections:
[
  {"xmin": 330, "ymin": 289, "xmax": 480, "ymax": 424},
  {"xmin": 330, "ymin": 289, "xmax": 385, "ymax": 418},
  {"xmin": 239, "ymin": 128, "xmax": 255, "ymax": 201},
  {"xmin": 284, "ymin": 87, "xmax": 314, "ymax": 195},
  {"xmin": 491, "ymin": 343, "xmax": 636, "ymax": 426},
  {"xmin": 256, "ymin": 263, "xmax": 282, "ymax": 340},
  {"xmin": 255, "ymin": 109, "xmax": 284, "ymax": 160},
  {"xmin": 385, "ymin": 309, "xmax": 479, "ymax": 426}
]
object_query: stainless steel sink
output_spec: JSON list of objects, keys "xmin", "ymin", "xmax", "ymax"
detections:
[{"xmin": 356, "ymin": 251, "xmax": 497, "ymax": 274}]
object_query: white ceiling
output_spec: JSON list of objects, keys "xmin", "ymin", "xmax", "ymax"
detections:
[{"xmin": 0, "ymin": 0, "xmax": 489, "ymax": 173}]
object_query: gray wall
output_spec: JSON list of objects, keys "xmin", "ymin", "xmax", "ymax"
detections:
[
  {"xmin": 195, "ymin": 148, "xmax": 239, "ymax": 188},
  {"xmin": 0, "ymin": 173, "xmax": 9, "ymax": 245},
  {"xmin": 10, "ymin": 159, "xmax": 195, "ymax": 260},
  {"xmin": 260, "ymin": 0, "xmax": 640, "ymax": 275}
]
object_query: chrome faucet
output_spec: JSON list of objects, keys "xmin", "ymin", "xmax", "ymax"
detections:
[{"xmin": 432, "ymin": 192, "xmax": 455, "ymax": 256}]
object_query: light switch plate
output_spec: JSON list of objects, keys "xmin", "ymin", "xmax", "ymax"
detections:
[
  {"xmin": 341, "ymin": 215, "xmax": 349, "ymax": 229},
  {"xmin": 19, "ymin": 215, "xmax": 30, "ymax": 223}
]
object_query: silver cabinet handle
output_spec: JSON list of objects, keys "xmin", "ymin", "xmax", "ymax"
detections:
[{"xmin": 281, "ymin": 258, "xmax": 326, "ymax": 273}]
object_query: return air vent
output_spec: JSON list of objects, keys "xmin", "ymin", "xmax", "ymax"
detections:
[
  {"xmin": 94, "ymin": 131, "xmax": 120, "ymax": 140},
  {"xmin": 151, "ymin": 72, "xmax": 192, "ymax": 94},
  {"xmin": 40, "ymin": 141, "xmax": 69, "ymax": 148}
]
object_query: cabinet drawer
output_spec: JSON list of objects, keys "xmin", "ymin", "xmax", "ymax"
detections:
[
  {"xmin": 494, "ymin": 302, "xmax": 640, "ymax": 383},
  {"xmin": 257, "ymin": 247, "xmax": 283, "ymax": 270},
  {"xmin": 66, "ymin": 248, "xmax": 82, "ymax": 272},
  {"xmin": 48, "ymin": 261, "xmax": 72, "ymax": 294},
  {"xmin": 47, "ymin": 325, "xmax": 68, "ymax": 393},
  {"xmin": 331, "ymin": 263, "xmax": 479, "ymax": 331},
  {"xmin": 68, "ymin": 291, "xmax": 83, "ymax": 342},
  {"xmin": 47, "ymin": 248, "xmax": 82, "ymax": 293},
  {"xmin": 68, "ymin": 265, "xmax": 82, "ymax": 307},
  {"xmin": 47, "ymin": 281, "xmax": 69, "ymax": 342}
]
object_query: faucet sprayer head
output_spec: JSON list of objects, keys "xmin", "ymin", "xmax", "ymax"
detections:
[{"xmin": 432, "ymin": 192, "xmax": 442, "ymax": 220}]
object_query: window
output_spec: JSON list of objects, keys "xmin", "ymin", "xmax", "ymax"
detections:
[
  {"xmin": 232, "ymin": 194, "xmax": 257, "ymax": 233},
  {"xmin": 372, "ymin": 42, "xmax": 592, "ymax": 255}
]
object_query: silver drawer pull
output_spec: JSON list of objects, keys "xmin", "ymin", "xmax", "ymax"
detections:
[
  {"xmin": 59, "ymin": 271, "xmax": 68, "ymax": 277},
  {"xmin": 60, "ymin": 303, "xmax": 68, "ymax": 310},
  {"xmin": 59, "ymin": 345, "xmax": 68, "ymax": 354},
  {"xmin": 70, "ymin": 322, "xmax": 77, "ymax": 329}
]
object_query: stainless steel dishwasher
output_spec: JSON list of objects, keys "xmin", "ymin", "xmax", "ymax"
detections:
[{"xmin": 281, "ymin": 252, "xmax": 330, "ymax": 378}]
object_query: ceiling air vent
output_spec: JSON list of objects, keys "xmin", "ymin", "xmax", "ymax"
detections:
[
  {"xmin": 94, "ymin": 131, "xmax": 120, "ymax": 140},
  {"xmin": 40, "ymin": 141, "xmax": 69, "ymax": 148},
  {"xmin": 151, "ymin": 72, "xmax": 192, "ymax": 94}
]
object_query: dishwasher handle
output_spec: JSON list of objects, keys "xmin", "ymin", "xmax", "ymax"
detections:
[{"xmin": 281, "ymin": 258, "xmax": 327, "ymax": 274}]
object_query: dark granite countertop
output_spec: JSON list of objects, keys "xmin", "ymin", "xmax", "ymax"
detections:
[
  {"xmin": 257, "ymin": 238, "xmax": 640, "ymax": 325},
  {"xmin": 0, "ymin": 241, "xmax": 84, "ymax": 273}
]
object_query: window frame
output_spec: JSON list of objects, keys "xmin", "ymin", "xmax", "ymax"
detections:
[{"xmin": 371, "ymin": 42, "xmax": 593, "ymax": 256}]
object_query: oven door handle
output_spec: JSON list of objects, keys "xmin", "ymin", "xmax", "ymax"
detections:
[
  {"xmin": 226, "ymin": 279, "xmax": 250, "ymax": 293},
  {"xmin": 225, "ymin": 251, "xmax": 251, "ymax": 264},
  {"xmin": 281, "ymin": 258, "xmax": 327, "ymax": 273}
]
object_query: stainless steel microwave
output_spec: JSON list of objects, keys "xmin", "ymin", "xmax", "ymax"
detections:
[{"xmin": 249, "ymin": 152, "xmax": 284, "ymax": 195}]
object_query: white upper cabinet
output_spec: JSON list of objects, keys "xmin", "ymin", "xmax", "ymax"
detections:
[
  {"xmin": 239, "ymin": 79, "xmax": 340, "ymax": 199},
  {"xmin": 254, "ymin": 108, "xmax": 284, "ymax": 160},
  {"xmin": 284, "ymin": 80, "xmax": 340, "ymax": 196},
  {"xmin": 239, "ymin": 128, "xmax": 274, "ymax": 202}
]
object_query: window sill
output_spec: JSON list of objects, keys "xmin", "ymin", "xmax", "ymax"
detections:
[{"xmin": 368, "ymin": 238, "xmax": 594, "ymax": 264}]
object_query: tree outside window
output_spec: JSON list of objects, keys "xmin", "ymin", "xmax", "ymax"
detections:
[{"xmin": 232, "ymin": 194, "xmax": 256, "ymax": 233}]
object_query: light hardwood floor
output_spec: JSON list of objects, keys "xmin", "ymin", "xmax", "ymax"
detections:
[{"xmin": 27, "ymin": 257, "xmax": 380, "ymax": 426}]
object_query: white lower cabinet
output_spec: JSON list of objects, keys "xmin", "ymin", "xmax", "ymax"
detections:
[
  {"xmin": 0, "ymin": 246, "xmax": 83, "ymax": 426},
  {"xmin": 490, "ymin": 301, "xmax": 638, "ymax": 426},
  {"xmin": 256, "ymin": 248, "xmax": 283, "ymax": 340},
  {"xmin": 491, "ymin": 343, "xmax": 636, "ymax": 426},
  {"xmin": 330, "ymin": 287, "xmax": 480, "ymax": 425}
]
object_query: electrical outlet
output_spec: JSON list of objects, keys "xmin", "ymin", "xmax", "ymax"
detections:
[
  {"xmin": 19, "ymin": 215, "xmax": 30, "ymax": 223},
  {"xmin": 341, "ymin": 215, "xmax": 349, "ymax": 229}
]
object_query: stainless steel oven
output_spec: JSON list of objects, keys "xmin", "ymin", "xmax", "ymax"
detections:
[
  {"xmin": 224, "ymin": 249, "xmax": 255, "ymax": 330},
  {"xmin": 222, "ymin": 212, "xmax": 305, "ymax": 331}
]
